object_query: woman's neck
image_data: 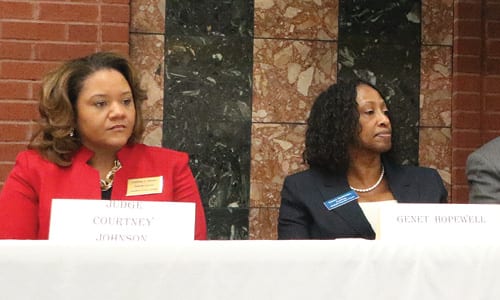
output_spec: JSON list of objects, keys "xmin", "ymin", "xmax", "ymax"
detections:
[
  {"xmin": 347, "ymin": 149, "xmax": 383, "ymax": 186},
  {"xmin": 88, "ymin": 151, "xmax": 118, "ymax": 179}
]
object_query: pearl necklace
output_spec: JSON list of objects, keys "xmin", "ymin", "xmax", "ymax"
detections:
[{"xmin": 349, "ymin": 165, "xmax": 385, "ymax": 193}]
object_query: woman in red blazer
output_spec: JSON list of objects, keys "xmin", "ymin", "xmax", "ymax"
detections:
[{"xmin": 0, "ymin": 52, "xmax": 207, "ymax": 240}]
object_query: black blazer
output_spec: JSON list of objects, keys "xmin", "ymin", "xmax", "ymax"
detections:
[{"xmin": 278, "ymin": 160, "xmax": 448, "ymax": 240}]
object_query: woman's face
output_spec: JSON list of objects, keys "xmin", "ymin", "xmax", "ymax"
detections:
[
  {"xmin": 354, "ymin": 84, "xmax": 392, "ymax": 153},
  {"xmin": 75, "ymin": 68, "xmax": 136, "ymax": 155}
]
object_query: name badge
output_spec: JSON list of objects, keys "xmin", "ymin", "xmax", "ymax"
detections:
[
  {"xmin": 126, "ymin": 176, "xmax": 163, "ymax": 196},
  {"xmin": 323, "ymin": 190, "xmax": 359, "ymax": 211}
]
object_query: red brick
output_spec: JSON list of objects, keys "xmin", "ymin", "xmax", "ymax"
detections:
[
  {"xmin": 102, "ymin": 5, "xmax": 130, "ymax": 23},
  {"xmin": 486, "ymin": 58, "xmax": 500, "ymax": 74},
  {"xmin": 483, "ymin": 76, "xmax": 500, "ymax": 93},
  {"xmin": 0, "ymin": 162, "xmax": 14, "ymax": 182},
  {"xmin": 454, "ymin": 38, "xmax": 482, "ymax": 56},
  {"xmin": 0, "ymin": 102, "xmax": 39, "ymax": 121},
  {"xmin": 455, "ymin": 2, "xmax": 482, "ymax": 20},
  {"xmin": 484, "ymin": 94, "xmax": 500, "ymax": 110},
  {"xmin": 0, "ymin": 61, "xmax": 59, "ymax": 81},
  {"xmin": 68, "ymin": 24, "xmax": 98, "ymax": 42},
  {"xmin": 0, "ymin": 143, "xmax": 28, "ymax": 161},
  {"xmin": 452, "ymin": 167, "xmax": 468, "ymax": 185},
  {"xmin": 481, "ymin": 131, "xmax": 500, "ymax": 142},
  {"xmin": 103, "ymin": 0, "xmax": 130, "ymax": 4},
  {"xmin": 451, "ymin": 185, "xmax": 469, "ymax": 203},
  {"xmin": 453, "ymin": 111, "xmax": 482, "ymax": 129},
  {"xmin": 34, "ymin": 44, "xmax": 97, "ymax": 61},
  {"xmin": 0, "ymin": 41, "xmax": 32, "ymax": 60},
  {"xmin": 483, "ymin": 112, "xmax": 500, "ymax": 130},
  {"xmin": 453, "ymin": 74, "xmax": 482, "ymax": 93},
  {"xmin": 0, "ymin": 123, "xmax": 34, "ymax": 142},
  {"xmin": 0, "ymin": 81, "xmax": 32, "ymax": 100},
  {"xmin": 486, "ymin": 3, "xmax": 500, "ymax": 20},
  {"xmin": 453, "ymin": 148, "xmax": 475, "ymax": 166},
  {"xmin": 1, "ymin": 22, "xmax": 66, "ymax": 41},
  {"xmin": 454, "ymin": 55, "xmax": 482, "ymax": 73},
  {"xmin": 39, "ymin": 3, "xmax": 99, "ymax": 22},
  {"xmin": 102, "ymin": 24, "xmax": 129, "ymax": 43},
  {"xmin": 101, "ymin": 43, "xmax": 129, "ymax": 55},
  {"xmin": 487, "ymin": 40, "xmax": 500, "ymax": 57},
  {"xmin": 0, "ymin": 1, "xmax": 34, "ymax": 20},
  {"xmin": 455, "ymin": 20, "xmax": 482, "ymax": 38},
  {"xmin": 487, "ymin": 21, "xmax": 500, "ymax": 38},
  {"xmin": 452, "ymin": 130, "xmax": 484, "ymax": 148},
  {"xmin": 452, "ymin": 93, "xmax": 482, "ymax": 110}
]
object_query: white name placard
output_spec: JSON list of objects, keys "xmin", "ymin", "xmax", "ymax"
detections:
[
  {"xmin": 49, "ymin": 199, "xmax": 195, "ymax": 243},
  {"xmin": 379, "ymin": 203, "xmax": 500, "ymax": 241}
]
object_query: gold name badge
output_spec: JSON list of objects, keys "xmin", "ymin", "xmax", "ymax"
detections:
[{"xmin": 126, "ymin": 176, "xmax": 163, "ymax": 196}]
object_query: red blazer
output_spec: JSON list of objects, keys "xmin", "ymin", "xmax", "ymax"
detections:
[{"xmin": 0, "ymin": 144, "xmax": 207, "ymax": 240}]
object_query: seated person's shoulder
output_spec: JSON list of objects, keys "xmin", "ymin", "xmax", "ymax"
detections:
[
  {"xmin": 468, "ymin": 137, "xmax": 500, "ymax": 162},
  {"xmin": 132, "ymin": 144, "xmax": 189, "ymax": 161},
  {"xmin": 284, "ymin": 168, "xmax": 321, "ymax": 182},
  {"xmin": 388, "ymin": 161, "xmax": 443, "ymax": 184}
]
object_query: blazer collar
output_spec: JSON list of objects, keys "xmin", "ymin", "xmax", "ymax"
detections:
[
  {"xmin": 382, "ymin": 158, "xmax": 413, "ymax": 202},
  {"xmin": 71, "ymin": 144, "xmax": 137, "ymax": 165}
]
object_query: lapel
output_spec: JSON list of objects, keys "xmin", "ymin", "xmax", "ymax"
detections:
[
  {"xmin": 383, "ymin": 158, "xmax": 415, "ymax": 203},
  {"xmin": 310, "ymin": 168, "xmax": 375, "ymax": 239}
]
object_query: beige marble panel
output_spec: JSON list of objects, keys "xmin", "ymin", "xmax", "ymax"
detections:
[
  {"xmin": 249, "ymin": 207, "xmax": 279, "ymax": 240},
  {"xmin": 130, "ymin": 0, "xmax": 165, "ymax": 34},
  {"xmin": 419, "ymin": 127, "xmax": 451, "ymax": 197},
  {"xmin": 420, "ymin": 46, "xmax": 452, "ymax": 127},
  {"xmin": 422, "ymin": 0, "xmax": 453, "ymax": 45},
  {"xmin": 250, "ymin": 123, "xmax": 307, "ymax": 208},
  {"xmin": 142, "ymin": 120, "xmax": 163, "ymax": 146},
  {"xmin": 253, "ymin": 39, "xmax": 337, "ymax": 123},
  {"xmin": 130, "ymin": 33, "xmax": 165, "ymax": 122},
  {"xmin": 255, "ymin": 0, "xmax": 338, "ymax": 40}
]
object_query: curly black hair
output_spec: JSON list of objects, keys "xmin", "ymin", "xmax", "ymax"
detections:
[{"xmin": 303, "ymin": 79, "xmax": 393, "ymax": 173}]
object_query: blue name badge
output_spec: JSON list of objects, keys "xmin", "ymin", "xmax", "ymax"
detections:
[{"xmin": 323, "ymin": 190, "xmax": 359, "ymax": 211}]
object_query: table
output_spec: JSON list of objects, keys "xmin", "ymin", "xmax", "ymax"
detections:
[{"xmin": 1, "ymin": 239, "xmax": 499, "ymax": 300}]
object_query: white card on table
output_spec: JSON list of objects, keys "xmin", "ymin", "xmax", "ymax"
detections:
[
  {"xmin": 379, "ymin": 203, "xmax": 500, "ymax": 241},
  {"xmin": 49, "ymin": 199, "xmax": 195, "ymax": 242}
]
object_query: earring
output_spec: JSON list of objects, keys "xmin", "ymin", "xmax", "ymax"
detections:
[{"xmin": 69, "ymin": 128, "xmax": 75, "ymax": 137}]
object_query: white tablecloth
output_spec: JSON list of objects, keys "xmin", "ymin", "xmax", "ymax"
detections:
[{"xmin": 0, "ymin": 239, "xmax": 499, "ymax": 300}]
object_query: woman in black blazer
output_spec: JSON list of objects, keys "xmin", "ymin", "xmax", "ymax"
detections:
[{"xmin": 278, "ymin": 79, "xmax": 448, "ymax": 240}]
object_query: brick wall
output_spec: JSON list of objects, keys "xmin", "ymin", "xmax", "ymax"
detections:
[
  {"xmin": 0, "ymin": 0, "xmax": 130, "ymax": 191},
  {"xmin": 452, "ymin": 0, "xmax": 500, "ymax": 203}
]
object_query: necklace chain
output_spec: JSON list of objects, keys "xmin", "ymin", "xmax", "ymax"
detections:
[
  {"xmin": 349, "ymin": 165, "xmax": 385, "ymax": 193},
  {"xmin": 100, "ymin": 159, "xmax": 122, "ymax": 191}
]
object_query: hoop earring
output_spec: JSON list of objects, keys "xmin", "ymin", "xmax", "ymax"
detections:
[{"xmin": 69, "ymin": 128, "xmax": 75, "ymax": 137}]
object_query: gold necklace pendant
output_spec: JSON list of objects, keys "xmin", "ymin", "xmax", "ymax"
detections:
[{"xmin": 100, "ymin": 159, "xmax": 122, "ymax": 191}]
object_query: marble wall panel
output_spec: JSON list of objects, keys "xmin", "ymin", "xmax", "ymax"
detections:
[
  {"xmin": 250, "ymin": 123, "xmax": 307, "ymax": 208},
  {"xmin": 166, "ymin": 0, "xmax": 253, "ymax": 37},
  {"xmin": 254, "ymin": 0, "xmax": 338, "ymax": 40},
  {"xmin": 339, "ymin": 0, "xmax": 421, "ymax": 46},
  {"xmin": 130, "ymin": 34, "xmax": 165, "ymax": 122},
  {"xmin": 164, "ymin": 120, "xmax": 251, "ymax": 208},
  {"xmin": 131, "ymin": 0, "xmax": 166, "ymax": 33},
  {"xmin": 422, "ymin": 0, "xmax": 453, "ymax": 46},
  {"xmin": 338, "ymin": 0, "xmax": 422, "ymax": 166},
  {"xmin": 207, "ymin": 208, "xmax": 249, "ymax": 240},
  {"xmin": 249, "ymin": 207, "xmax": 279, "ymax": 240},
  {"xmin": 164, "ymin": 35, "xmax": 252, "ymax": 122},
  {"xmin": 420, "ymin": 46, "xmax": 452, "ymax": 127},
  {"xmin": 164, "ymin": 0, "xmax": 254, "ymax": 239},
  {"xmin": 253, "ymin": 39, "xmax": 337, "ymax": 123},
  {"xmin": 419, "ymin": 127, "xmax": 452, "ymax": 198}
]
